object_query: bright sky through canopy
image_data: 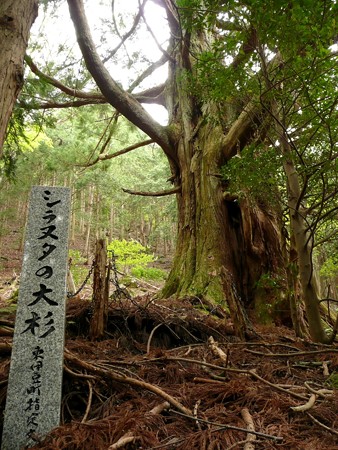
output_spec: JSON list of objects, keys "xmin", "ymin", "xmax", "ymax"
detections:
[{"xmin": 30, "ymin": 0, "xmax": 170, "ymax": 124}]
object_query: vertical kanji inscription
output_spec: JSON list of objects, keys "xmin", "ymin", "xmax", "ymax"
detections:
[{"xmin": 2, "ymin": 186, "xmax": 71, "ymax": 450}]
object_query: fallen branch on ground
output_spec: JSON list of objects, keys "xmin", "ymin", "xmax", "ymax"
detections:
[
  {"xmin": 164, "ymin": 356, "xmax": 308, "ymax": 400},
  {"xmin": 169, "ymin": 409, "xmax": 283, "ymax": 443},
  {"xmin": 245, "ymin": 348, "xmax": 338, "ymax": 357},
  {"xmin": 306, "ymin": 413, "xmax": 338, "ymax": 436},
  {"xmin": 64, "ymin": 349, "xmax": 192, "ymax": 416},
  {"xmin": 208, "ymin": 336, "xmax": 228, "ymax": 365}
]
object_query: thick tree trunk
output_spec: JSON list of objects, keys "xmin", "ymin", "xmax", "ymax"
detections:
[
  {"xmin": 162, "ymin": 121, "xmax": 288, "ymax": 337},
  {"xmin": 68, "ymin": 0, "xmax": 291, "ymax": 338},
  {"xmin": 0, "ymin": 0, "xmax": 38, "ymax": 156}
]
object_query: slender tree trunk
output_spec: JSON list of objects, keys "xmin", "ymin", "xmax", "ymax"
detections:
[
  {"xmin": 281, "ymin": 131, "xmax": 328, "ymax": 343},
  {"xmin": 0, "ymin": 0, "xmax": 38, "ymax": 156},
  {"xmin": 109, "ymin": 202, "xmax": 114, "ymax": 242},
  {"xmin": 84, "ymin": 185, "xmax": 94, "ymax": 260},
  {"xmin": 71, "ymin": 197, "xmax": 76, "ymax": 245},
  {"xmin": 79, "ymin": 189, "xmax": 85, "ymax": 234}
]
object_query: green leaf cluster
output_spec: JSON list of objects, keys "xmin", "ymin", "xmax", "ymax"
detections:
[
  {"xmin": 108, "ymin": 239, "xmax": 155, "ymax": 274},
  {"xmin": 222, "ymin": 144, "xmax": 282, "ymax": 204}
]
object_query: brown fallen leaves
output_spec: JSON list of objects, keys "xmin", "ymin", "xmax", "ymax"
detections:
[{"xmin": 1, "ymin": 296, "xmax": 338, "ymax": 449}]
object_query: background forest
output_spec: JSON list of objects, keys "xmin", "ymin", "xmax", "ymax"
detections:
[{"xmin": 0, "ymin": 106, "xmax": 177, "ymax": 264}]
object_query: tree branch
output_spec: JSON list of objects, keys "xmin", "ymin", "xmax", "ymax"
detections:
[
  {"xmin": 83, "ymin": 139, "xmax": 154, "ymax": 168},
  {"xmin": 122, "ymin": 186, "xmax": 181, "ymax": 196},
  {"xmin": 19, "ymin": 98, "xmax": 108, "ymax": 109},
  {"xmin": 134, "ymin": 83, "xmax": 166, "ymax": 106},
  {"xmin": 128, "ymin": 54, "xmax": 168, "ymax": 93},
  {"xmin": 138, "ymin": 0, "xmax": 175, "ymax": 63},
  {"xmin": 102, "ymin": 1, "xmax": 145, "ymax": 64},
  {"xmin": 25, "ymin": 54, "xmax": 104, "ymax": 100},
  {"xmin": 67, "ymin": 0, "xmax": 174, "ymax": 160},
  {"xmin": 222, "ymin": 101, "xmax": 261, "ymax": 160},
  {"xmin": 232, "ymin": 25, "xmax": 258, "ymax": 70}
]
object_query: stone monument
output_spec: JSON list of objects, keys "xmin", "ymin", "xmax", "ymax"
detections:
[{"xmin": 2, "ymin": 186, "xmax": 71, "ymax": 449}]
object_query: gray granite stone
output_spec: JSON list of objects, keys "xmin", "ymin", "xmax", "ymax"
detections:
[{"xmin": 2, "ymin": 186, "xmax": 71, "ymax": 450}]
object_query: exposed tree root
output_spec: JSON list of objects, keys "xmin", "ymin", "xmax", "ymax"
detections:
[{"xmin": 0, "ymin": 296, "xmax": 338, "ymax": 449}]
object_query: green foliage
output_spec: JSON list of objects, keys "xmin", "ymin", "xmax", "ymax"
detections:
[
  {"xmin": 319, "ymin": 256, "xmax": 338, "ymax": 280},
  {"xmin": 222, "ymin": 144, "xmax": 282, "ymax": 204},
  {"xmin": 131, "ymin": 266, "xmax": 167, "ymax": 281},
  {"xmin": 108, "ymin": 239, "xmax": 155, "ymax": 273}
]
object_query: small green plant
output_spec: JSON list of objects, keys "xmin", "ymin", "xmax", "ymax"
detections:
[
  {"xmin": 107, "ymin": 239, "xmax": 158, "ymax": 277},
  {"xmin": 327, "ymin": 372, "xmax": 338, "ymax": 388},
  {"xmin": 255, "ymin": 272, "xmax": 281, "ymax": 291},
  {"xmin": 131, "ymin": 266, "xmax": 167, "ymax": 281}
]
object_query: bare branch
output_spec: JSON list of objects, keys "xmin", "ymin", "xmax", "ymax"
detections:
[
  {"xmin": 84, "ymin": 139, "xmax": 154, "ymax": 168},
  {"xmin": 138, "ymin": 0, "xmax": 175, "ymax": 63},
  {"xmin": 19, "ymin": 86, "xmax": 166, "ymax": 109},
  {"xmin": 128, "ymin": 54, "xmax": 168, "ymax": 93},
  {"xmin": 134, "ymin": 83, "xmax": 166, "ymax": 106},
  {"xmin": 67, "ymin": 0, "xmax": 174, "ymax": 159},
  {"xmin": 25, "ymin": 54, "xmax": 104, "ymax": 100},
  {"xmin": 102, "ymin": 1, "xmax": 145, "ymax": 64},
  {"xmin": 314, "ymin": 229, "xmax": 338, "ymax": 248},
  {"xmin": 19, "ymin": 98, "xmax": 107, "ymax": 109},
  {"xmin": 122, "ymin": 186, "xmax": 181, "ymax": 196}
]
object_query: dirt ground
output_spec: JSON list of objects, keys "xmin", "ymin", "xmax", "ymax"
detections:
[{"xmin": 1, "ymin": 289, "xmax": 338, "ymax": 450}]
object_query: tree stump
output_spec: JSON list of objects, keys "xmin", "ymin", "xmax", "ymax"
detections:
[{"xmin": 90, "ymin": 239, "xmax": 109, "ymax": 340}]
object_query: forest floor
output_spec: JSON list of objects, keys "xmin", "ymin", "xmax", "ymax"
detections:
[{"xmin": 1, "ymin": 275, "xmax": 338, "ymax": 449}]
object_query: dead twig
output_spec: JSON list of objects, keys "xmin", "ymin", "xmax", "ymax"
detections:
[
  {"xmin": 193, "ymin": 377, "xmax": 225, "ymax": 384},
  {"xmin": 306, "ymin": 413, "xmax": 338, "ymax": 436},
  {"xmin": 193, "ymin": 399, "xmax": 202, "ymax": 430},
  {"xmin": 322, "ymin": 361, "xmax": 330, "ymax": 376},
  {"xmin": 208, "ymin": 336, "xmax": 228, "ymax": 365},
  {"xmin": 169, "ymin": 409, "xmax": 283, "ymax": 443},
  {"xmin": 147, "ymin": 323, "xmax": 164, "ymax": 354},
  {"xmin": 149, "ymin": 401, "xmax": 170, "ymax": 415},
  {"xmin": 164, "ymin": 356, "xmax": 308, "ymax": 401},
  {"xmin": 64, "ymin": 364, "xmax": 97, "ymax": 380},
  {"xmin": 304, "ymin": 381, "xmax": 333, "ymax": 398},
  {"xmin": 248, "ymin": 369, "xmax": 308, "ymax": 401},
  {"xmin": 245, "ymin": 348, "xmax": 338, "ymax": 357}
]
